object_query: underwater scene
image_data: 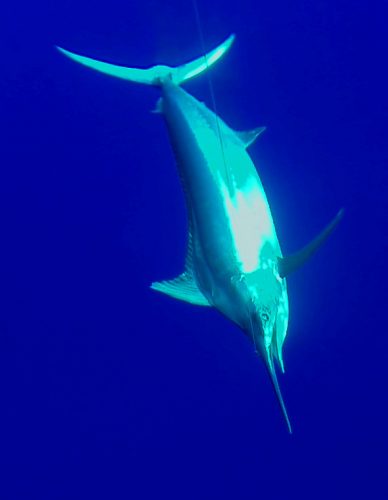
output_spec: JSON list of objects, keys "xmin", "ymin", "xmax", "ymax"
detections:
[{"xmin": 1, "ymin": 0, "xmax": 387, "ymax": 498}]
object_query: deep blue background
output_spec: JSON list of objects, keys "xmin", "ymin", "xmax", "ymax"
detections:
[{"xmin": 1, "ymin": 0, "xmax": 387, "ymax": 498}]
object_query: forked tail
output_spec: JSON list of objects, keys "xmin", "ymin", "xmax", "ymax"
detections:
[{"xmin": 56, "ymin": 34, "xmax": 235, "ymax": 86}]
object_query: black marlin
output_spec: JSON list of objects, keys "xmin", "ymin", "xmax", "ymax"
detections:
[{"xmin": 57, "ymin": 35, "xmax": 343, "ymax": 432}]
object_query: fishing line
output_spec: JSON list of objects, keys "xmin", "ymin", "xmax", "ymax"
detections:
[
  {"xmin": 249, "ymin": 311, "xmax": 259, "ymax": 354},
  {"xmin": 191, "ymin": 0, "xmax": 232, "ymax": 192}
]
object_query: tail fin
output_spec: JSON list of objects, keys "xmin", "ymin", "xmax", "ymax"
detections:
[
  {"xmin": 264, "ymin": 352, "xmax": 292, "ymax": 434},
  {"xmin": 56, "ymin": 34, "xmax": 235, "ymax": 86}
]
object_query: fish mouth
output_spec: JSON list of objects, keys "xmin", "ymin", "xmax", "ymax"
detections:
[{"xmin": 248, "ymin": 316, "xmax": 292, "ymax": 433}]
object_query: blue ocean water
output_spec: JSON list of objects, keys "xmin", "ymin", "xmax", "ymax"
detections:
[{"xmin": 1, "ymin": 0, "xmax": 387, "ymax": 498}]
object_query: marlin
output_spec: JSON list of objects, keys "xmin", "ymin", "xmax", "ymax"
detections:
[{"xmin": 57, "ymin": 35, "xmax": 343, "ymax": 432}]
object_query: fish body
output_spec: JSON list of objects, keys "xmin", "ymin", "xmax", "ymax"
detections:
[
  {"xmin": 159, "ymin": 80, "xmax": 289, "ymax": 363},
  {"xmin": 57, "ymin": 35, "xmax": 343, "ymax": 432}
]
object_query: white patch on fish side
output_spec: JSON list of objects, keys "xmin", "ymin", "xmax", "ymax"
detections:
[{"xmin": 220, "ymin": 176, "xmax": 276, "ymax": 273}]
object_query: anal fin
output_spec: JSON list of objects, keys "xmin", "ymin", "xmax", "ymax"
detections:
[{"xmin": 237, "ymin": 126, "xmax": 266, "ymax": 148}]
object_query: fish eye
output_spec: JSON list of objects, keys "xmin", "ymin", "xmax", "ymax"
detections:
[{"xmin": 262, "ymin": 313, "xmax": 269, "ymax": 322}]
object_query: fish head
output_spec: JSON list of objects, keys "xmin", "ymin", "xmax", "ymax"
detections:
[
  {"xmin": 243, "ymin": 264, "xmax": 284, "ymax": 354},
  {"xmin": 242, "ymin": 266, "xmax": 292, "ymax": 432}
]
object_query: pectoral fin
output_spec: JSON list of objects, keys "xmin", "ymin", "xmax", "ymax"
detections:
[
  {"xmin": 151, "ymin": 273, "xmax": 210, "ymax": 306},
  {"xmin": 278, "ymin": 208, "xmax": 344, "ymax": 278}
]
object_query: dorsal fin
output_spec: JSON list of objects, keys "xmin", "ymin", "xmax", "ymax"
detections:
[
  {"xmin": 237, "ymin": 126, "xmax": 266, "ymax": 148},
  {"xmin": 151, "ymin": 273, "xmax": 210, "ymax": 306},
  {"xmin": 278, "ymin": 209, "xmax": 344, "ymax": 278},
  {"xmin": 184, "ymin": 220, "xmax": 195, "ymax": 272},
  {"xmin": 151, "ymin": 224, "xmax": 210, "ymax": 307}
]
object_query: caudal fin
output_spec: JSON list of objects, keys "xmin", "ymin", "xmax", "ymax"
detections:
[{"xmin": 56, "ymin": 34, "xmax": 235, "ymax": 86}]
